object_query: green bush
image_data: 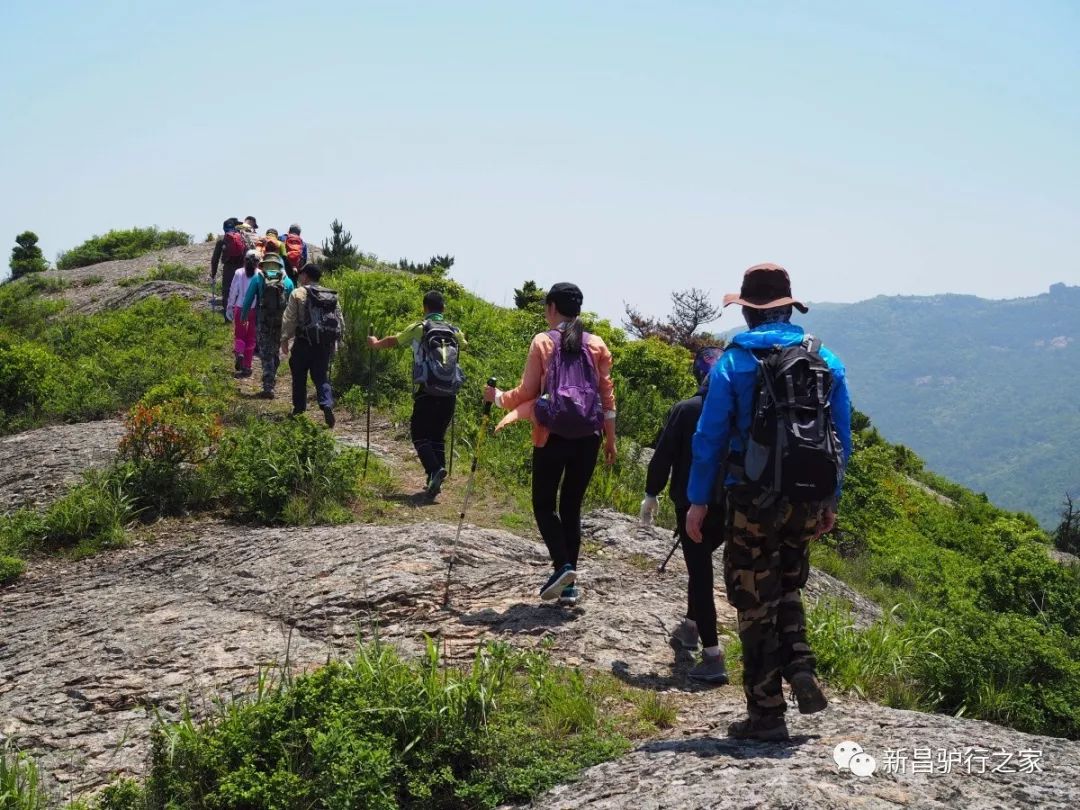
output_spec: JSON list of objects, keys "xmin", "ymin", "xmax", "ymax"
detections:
[
  {"xmin": 0, "ymin": 281, "xmax": 65, "ymax": 340},
  {"xmin": 0, "ymin": 554, "xmax": 25, "ymax": 584},
  {"xmin": 144, "ymin": 640, "xmax": 630, "ymax": 809},
  {"xmin": 56, "ymin": 227, "xmax": 192, "ymax": 270},
  {"xmin": 212, "ymin": 417, "xmax": 363, "ymax": 525},
  {"xmin": 0, "ymin": 297, "xmax": 227, "ymax": 433}
]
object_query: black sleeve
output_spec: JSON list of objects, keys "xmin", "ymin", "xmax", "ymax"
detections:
[
  {"xmin": 646, "ymin": 402, "xmax": 683, "ymax": 497},
  {"xmin": 211, "ymin": 238, "xmax": 224, "ymax": 274}
]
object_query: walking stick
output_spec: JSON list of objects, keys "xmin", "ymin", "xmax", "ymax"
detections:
[
  {"xmin": 362, "ymin": 324, "xmax": 374, "ymax": 480},
  {"xmin": 448, "ymin": 400, "xmax": 457, "ymax": 477},
  {"xmin": 444, "ymin": 376, "xmax": 496, "ymax": 607},
  {"xmin": 658, "ymin": 530, "xmax": 681, "ymax": 574}
]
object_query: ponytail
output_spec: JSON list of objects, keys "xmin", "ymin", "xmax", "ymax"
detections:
[{"xmin": 561, "ymin": 317, "xmax": 584, "ymax": 354}]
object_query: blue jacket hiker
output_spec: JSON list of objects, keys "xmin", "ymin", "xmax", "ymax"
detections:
[
  {"xmin": 240, "ymin": 253, "xmax": 295, "ymax": 398},
  {"xmin": 685, "ymin": 263, "xmax": 851, "ymax": 744}
]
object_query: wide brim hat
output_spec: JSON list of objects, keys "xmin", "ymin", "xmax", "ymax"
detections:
[
  {"xmin": 722, "ymin": 263, "xmax": 808, "ymax": 313},
  {"xmin": 259, "ymin": 253, "xmax": 284, "ymax": 268}
]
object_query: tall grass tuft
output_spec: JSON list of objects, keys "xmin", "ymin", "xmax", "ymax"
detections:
[{"xmin": 0, "ymin": 741, "xmax": 48, "ymax": 810}]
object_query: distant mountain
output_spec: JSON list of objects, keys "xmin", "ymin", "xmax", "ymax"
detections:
[{"xmin": 800, "ymin": 283, "xmax": 1080, "ymax": 528}]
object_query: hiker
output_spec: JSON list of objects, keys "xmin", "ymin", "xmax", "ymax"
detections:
[
  {"xmin": 642, "ymin": 346, "xmax": 729, "ymax": 684},
  {"xmin": 485, "ymin": 283, "xmax": 616, "ymax": 607},
  {"xmin": 284, "ymin": 224, "xmax": 308, "ymax": 275},
  {"xmin": 226, "ymin": 250, "xmax": 260, "ymax": 378},
  {"xmin": 368, "ymin": 290, "xmax": 466, "ymax": 498},
  {"xmin": 686, "ymin": 263, "xmax": 852, "ymax": 741},
  {"xmin": 243, "ymin": 215, "xmax": 259, "ymax": 235},
  {"xmin": 263, "ymin": 229, "xmax": 290, "ymax": 281},
  {"xmin": 210, "ymin": 217, "xmax": 246, "ymax": 319},
  {"xmin": 241, "ymin": 252, "xmax": 295, "ymax": 398},
  {"xmin": 280, "ymin": 263, "xmax": 342, "ymax": 427}
]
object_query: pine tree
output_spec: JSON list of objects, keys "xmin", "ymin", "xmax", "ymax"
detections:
[
  {"xmin": 9, "ymin": 231, "xmax": 48, "ymax": 280},
  {"xmin": 513, "ymin": 280, "xmax": 545, "ymax": 310},
  {"xmin": 321, "ymin": 219, "xmax": 358, "ymax": 274},
  {"xmin": 1055, "ymin": 493, "xmax": 1080, "ymax": 555}
]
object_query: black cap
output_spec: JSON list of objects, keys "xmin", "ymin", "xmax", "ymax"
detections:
[
  {"xmin": 300, "ymin": 263, "xmax": 322, "ymax": 281},
  {"xmin": 545, "ymin": 282, "xmax": 583, "ymax": 317},
  {"xmin": 244, "ymin": 216, "xmax": 258, "ymax": 229},
  {"xmin": 223, "ymin": 217, "xmax": 240, "ymax": 230}
]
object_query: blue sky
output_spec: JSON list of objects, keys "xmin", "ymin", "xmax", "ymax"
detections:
[{"xmin": 2, "ymin": 0, "xmax": 1077, "ymax": 325}]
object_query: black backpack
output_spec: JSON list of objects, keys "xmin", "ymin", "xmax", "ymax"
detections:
[
  {"xmin": 412, "ymin": 319, "xmax": 465, "ymax": 396},
  {"xmin": 738, "ymin": 336, "xmax": 842, "ymax": 505},
  {"xmin": 302, "ymin": 285, "xmax": 343, "ymax": 348}
]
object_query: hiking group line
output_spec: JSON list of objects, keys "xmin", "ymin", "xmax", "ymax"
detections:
[{"xmin": 207, "ymin": 218, "xmax": 852, "ymax": 742}]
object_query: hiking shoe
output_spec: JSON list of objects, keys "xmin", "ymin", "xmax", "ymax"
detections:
[
  {"xmin": 256, "ymin": 390, "xmax": 274, "ymax": 400},
  {"xmin": 540, "ymin": 565, "xmax": 576, "ymax": 601},
  {"xmin": 558, "ymin": 585, "xmax": 581, "ymax": 607},
  {"xmin": 672, "ymin": 618, "xmax": 700, "ymax": 651},
  {"xmin": 426, "ymin": 467, "xmax": 447, "ymax": 497},
  {"xmin": 790, "ymin": 671, "xmax": 828, "ymax": 715},
  {"xmin": 239, "ymin": 368, "xmax": 253, "ymax": 378},
  {"xmin": 727, "ymin": 714, "xmax": 789, "ymax": 742},
  {"xmin": 689, "ymin": 651, "xmax": 729, "ymax": 685},
  {"xmin": 234, "ymin": 353, "xmax": 244, "ymax": 372},
  {"xmin": 321, "ymin": 405, "xmax": 336, "ymax": 428}
]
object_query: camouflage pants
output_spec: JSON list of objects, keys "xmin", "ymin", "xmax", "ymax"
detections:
[
  {"xmin": 257, "ymin": 315, "xmax": 282, "ymax": 394},
  {"xmin": 724, "ymin": 499, "xmax": 823, "ymax": 718}
]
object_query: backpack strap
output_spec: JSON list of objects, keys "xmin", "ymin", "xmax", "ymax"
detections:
[{"xmin": 802, "ymin": 334, "xmax": 821, "ymax": 354}]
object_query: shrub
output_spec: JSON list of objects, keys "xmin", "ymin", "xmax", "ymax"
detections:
[
  {"xmin": 56, "ymin": 227, "xmax": 192, "ymax": 270},
  {"xmin": 0, "ymin": 337, "xmax": 58, "ymax": 432},
  {"xmin": 1, "ymin": 297, "xmax": 226, "ymax": 433},
  {"xmin": 116, "ymin": 394, "xmax": 222, "ymax": 519},
  {"xmin": 143, "ymin": 640, "xmax": 630, "ymax": 809},
  {"xmin": 212, "ymin": 417, "xmax": 363, "ymax": 525},
  {"xmin": 0, "ymin": 554, "xmax": 25, "ymax": 584},
  {"xmin": 0, "ymin": 281, "xmax": 65, "ymax": 340}
]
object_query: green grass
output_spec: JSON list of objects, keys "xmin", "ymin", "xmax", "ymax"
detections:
[
  {"xmin": 0, "ymin": 740, "xmax": 48, "ymax": 810},
  {"xmin": 118, "ymin": 260, "xmax": 203, "ymax": 288}
]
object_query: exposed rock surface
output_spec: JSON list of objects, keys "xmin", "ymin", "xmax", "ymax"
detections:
[
  {"xmin": 5, "ymin": 506, "xmax": 1077, "ymax": 807},
  {"xmin": 519, "ymin": 695, "xmax": 1080, "ymax": 809},
  {"xmin": 67, "ymin": 279, "xmax": 208, "ymax": 315},
  {"xmin": 0, "ymin": 420, "xmax": 125, "ymax": 512},
  {"xmin": 47, "ymin": 243, "xmax": 217, "ymax": 313}
]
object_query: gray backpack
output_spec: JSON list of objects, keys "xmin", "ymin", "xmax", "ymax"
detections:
[{"xmin": 412, "ymin": 320, "xmax": 465, "ymax": 396}]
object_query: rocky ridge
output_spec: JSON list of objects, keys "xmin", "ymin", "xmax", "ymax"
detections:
[{"xmin": 3, "ymin": 507, "xmax": 1078, "ymax": 807}]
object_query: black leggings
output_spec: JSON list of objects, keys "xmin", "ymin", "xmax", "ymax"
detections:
[
  {"xmin": 532, "ymin": 433, "xmax": 601, "ymax": 572},
  {"xmin": 410, "ymin": 394, "xmax": 456, "ymax": 476},
  {"xmin": 676, "ymin": 505, "xmax": 725, "ymax": 648}
]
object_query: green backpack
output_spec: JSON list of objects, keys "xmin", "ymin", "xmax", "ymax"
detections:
[{"xmin": 260, "ymin": 269, "xmax": 286, "ymax": 317}]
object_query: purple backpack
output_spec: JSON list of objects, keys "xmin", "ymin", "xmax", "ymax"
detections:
[{"xmin": 534, "ymin": 329, "xmax": 605, "ymax": 438}]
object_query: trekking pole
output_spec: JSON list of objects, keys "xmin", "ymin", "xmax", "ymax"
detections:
[
  {"xmin": 444, "ymin": 376, "xmax": 496, "ymax": 607},
  {"xmin": 658, "ymin": 530, "xmax": 681, "ymax": 574},
  {"xmin": 448, "ymin": 400, "xmax": 457, "ymax": 477},
  {"xmin": 362, "ymin": 324, "xmax": 374, "ymax": 480}
]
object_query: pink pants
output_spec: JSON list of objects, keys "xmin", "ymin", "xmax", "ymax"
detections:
[{"xmin": 233, "ymin": 307, "xmax": 257, "ymax": 370}]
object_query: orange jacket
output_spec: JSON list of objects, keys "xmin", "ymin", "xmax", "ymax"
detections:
[{"xmin": 497, "ymin": 329, "xmax": 616, "ymax": 447}]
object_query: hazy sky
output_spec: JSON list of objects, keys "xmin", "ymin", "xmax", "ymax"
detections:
[{"xmin": 2, "ymin": 0, "xmax": 1077, "ymax": 325}]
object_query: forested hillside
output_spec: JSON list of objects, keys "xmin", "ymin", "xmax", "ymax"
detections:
[{"xmin": 801, "ymin": 283, "xmax": 1080, "ymax": 527}]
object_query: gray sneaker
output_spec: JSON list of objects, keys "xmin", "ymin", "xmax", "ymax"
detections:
[
  {"xmin": 689, "ymin": 651, "xmax": 730, "ymax": 684},
  {"xmin": 672, "ymin": 619, "xmax": 700, "ymax": 651}
]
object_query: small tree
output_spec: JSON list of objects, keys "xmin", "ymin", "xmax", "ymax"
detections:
[
  {"xmin": 397, "ymin": 254, "xmax": 454, "ymax": 278},
  {"xmin": 321, "ymin": 219, "xmax": 358, "ymax": 274},
  {"xmin": 624, "ymin": 287, "xmax": 722, "ymax": 352},
  {"xmin": 9, "ymin": 231, "xmax": 48, "ymax": 279},
  {"xmin": 514, "ymin": 280, "xmax": 545, "ymax": 310},
  {"xmin": 1055, "ymin": 493, "xmax": 1080, "ymax": 555}
]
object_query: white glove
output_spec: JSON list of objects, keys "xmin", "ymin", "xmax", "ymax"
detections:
[{"xmin": 639, "ymin": 496, "xmax": 659, "ymax": 526}]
